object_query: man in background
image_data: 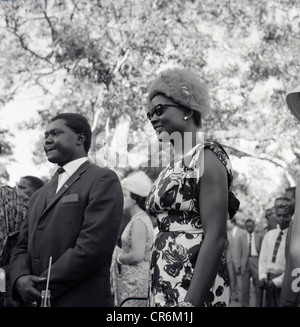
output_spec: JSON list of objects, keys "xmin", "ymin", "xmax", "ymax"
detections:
[
  {"xmin": 259, "ymin": 197, "xmax": 293, "ymax": 307},
  {"xmin": 264, "ymin": 207, "xmax": 278, "ymax": 233},
  {"xmin": 18, "ymin": 176, "xmax": 44, "ymax": 198},
  {"xmin": 225, "ymin": 216, "xmax": 246, "ymax": 303},
  {"xmin": 237, "ymin": 219, "xmax": 263, "ymax": 307},
  {"xmin": 0, "ymin": 175, "xmax": 44, "ymax": 307}
]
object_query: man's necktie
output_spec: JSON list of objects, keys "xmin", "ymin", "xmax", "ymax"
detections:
[
  {"xmin": 272, "ymin": 230, "xmax": 283, "ymax": 263},
  {"xmin": 46, "ymin": 167, "xmax": 65, "ymax": 204},
  {"xmin": 249, "ymin": 233, "xmax": 252, "ymax": 257}
]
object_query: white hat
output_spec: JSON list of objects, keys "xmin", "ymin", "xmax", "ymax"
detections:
[
  {"xmin": 286, "ymin": 84, "xmax": 300, "ymax": 121},
  {"xmin": 121, "ymin": 171, "xmax": 153, "ymax": 198}
]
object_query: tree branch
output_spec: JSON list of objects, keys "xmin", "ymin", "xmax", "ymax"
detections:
[
  {"xmin": 113, "ymin": 49, "xmax": 130, "ymax": 74},
  {"xmin": 222, "ymin": 144, "xmax": 295, "ymax": 185}
]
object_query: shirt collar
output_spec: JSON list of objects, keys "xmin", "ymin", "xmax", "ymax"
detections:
[
  {"xmin": 277, "ymin": 227, "xmax": 288, "ymax": 235},
  {"xmin": 60, "ymin": 157, "xmax": 88, "ymax": 177}
]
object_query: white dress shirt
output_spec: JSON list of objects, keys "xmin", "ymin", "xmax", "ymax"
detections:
[
  {"xmin": 248, "ymin": 232, "xmax": 258, "ymax": 257},
  {"xmin": 232, "ymin": 226, "xmax": 237, "ymax": 238},
  {"xmin": 56, "ymin": 157, "xmax": 88, "ymax": 193},
  {"xmin": 258, "ymin": 227, "xmax": 288, "ymax": 287}
]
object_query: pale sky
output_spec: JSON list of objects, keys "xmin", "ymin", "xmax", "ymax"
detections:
[{"xmin": 1, "ymin": 88, "xmax": 52, "ymax": 186}]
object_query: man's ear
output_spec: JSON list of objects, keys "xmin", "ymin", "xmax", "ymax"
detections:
[{"xmin": 77, "ymin": 133, "xmax": 86, "ymax": 146}]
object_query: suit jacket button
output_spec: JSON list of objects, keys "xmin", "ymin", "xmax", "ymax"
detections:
[{"xmin": 34, "ymin": 256, "xmax": 40, "ymax": 261}]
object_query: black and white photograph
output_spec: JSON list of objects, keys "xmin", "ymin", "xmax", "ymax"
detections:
[{"xmin": 0, "ymin": 0, "xmax": 299, "ymax": 322}]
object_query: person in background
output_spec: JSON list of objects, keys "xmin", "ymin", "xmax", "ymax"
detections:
[
  {"xmin": 264, "ymin": 207, "xmax": 278, "ymax": 233},
  {"xmin": 145, "ymin": 67, "xmax": 238, "ymax": 307},
  {"xmin": 258, "ymin": 197, "xmax": 293, "ymax": 307},
  {"xmin": 0, "ymin": 176, "xmax": 43, "ymax": 307},
  {"xmin": 224, "ymin": 216, "xmax": 246, "ymax": 303},
  {"xmin": 9, "ymin": 113, "xmax": 123, "ymax": 307},
  {"xmin": 111, "ymin": 170, "xmax": 154, "ymax": 307},
  {"xmin": 17, "ymin": 176, "xmax": 44, "ymax": 198},
  {"xmin": 116, "ymin": 212, "xmax": 131, "ymax": 249},
  {"xmin": 237, "ymin": 219, "xmax": 263, "ymax": 307}
]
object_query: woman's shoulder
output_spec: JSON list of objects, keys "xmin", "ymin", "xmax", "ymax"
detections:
[
  {"xmin": 132, "ymin": 211, "xmax": 151, "ymax": 222},
  {"xmin": 204, "ymin": 140, "xmax": 233, "ymax": 178},
  {"xmin": 204, "ymin": 141, "xmax": 230, "ymax": 165},
  {"xmin": 132, "ymin": 212, "xmax": 154, "ymax": 229}
]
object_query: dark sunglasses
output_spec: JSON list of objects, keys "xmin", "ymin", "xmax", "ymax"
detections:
[{"xmin": 147, "ymin": 103, "xmax": 182, "ymax": 120}]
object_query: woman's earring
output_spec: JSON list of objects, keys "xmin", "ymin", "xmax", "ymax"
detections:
[{"xmin": 184, "ymin": 116, "xmax": 188, "ymax": 120}]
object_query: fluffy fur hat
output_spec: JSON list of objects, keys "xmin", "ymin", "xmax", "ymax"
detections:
[{"xmin": 147, "ymin": 67, "xmax": 210, "ymax": 116}]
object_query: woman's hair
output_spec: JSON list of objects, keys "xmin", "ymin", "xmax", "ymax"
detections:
[
  {"xmin": 130, "ymin": 192, "xmax": 147, "ymax": 211},
  {"xmin": 192, "ymin": 110, "xmax": 202, "ymax": 128},
  {"xmin": 22, "ymin": 176, "xmax": 44, "ymax": 192}
]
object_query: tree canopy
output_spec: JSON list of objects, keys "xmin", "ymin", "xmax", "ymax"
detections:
[{"xmin": 0, "ymin": 0, "xmax": 300, "ymax": 226}]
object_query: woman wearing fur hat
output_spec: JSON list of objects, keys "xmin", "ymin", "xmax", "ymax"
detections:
[
  {"xmin": 111, "ymin": 171, "xmax": 154, "ymax": 307},
  {"xmin": 145, "ymin": 67, "xmax": 235, "ymax": 307}
]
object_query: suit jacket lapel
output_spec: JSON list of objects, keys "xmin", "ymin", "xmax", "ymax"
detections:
[{"xmin": 40, "ymin": 161, "xmax": 91, "ymax": 218}]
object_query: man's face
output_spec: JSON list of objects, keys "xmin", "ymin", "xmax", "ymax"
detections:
[
  {"xmin": 276, "ymin": 208, "xmax": 292, "ymax": 230},
  {"xmin": 245, "ymin": 221, "xmax": 255, "ymax": 234},
  {"xmin": 44, "ymin": 119, "xmax": 80, "ymax": 166},
  {"xmin": 18, "ymin": 178, "xmax": 34, "ymax": 197},
  {"xmin": 284, "ymin": 191, "xmax": 295, "ymax": 209}
]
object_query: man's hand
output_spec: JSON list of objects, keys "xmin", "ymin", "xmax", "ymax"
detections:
[
  {"xmin": 235, "ymin": 267, "xmax": 241, "ymax": 275},
  {"xmin": 15, "ymin": 275, "xmax": 46, "ymax": 304},
  {"xmin": 265, "ymin": 280, "xmax": 276, "ymax": 290},
  {"xmin": 258, "ymin": 278, "xmax": 267, "ymax": 289}
]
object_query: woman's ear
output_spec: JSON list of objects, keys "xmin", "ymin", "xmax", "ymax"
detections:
[{"xmin": 183, "ymin": 109, "xmax": 194, "ymax": 121}]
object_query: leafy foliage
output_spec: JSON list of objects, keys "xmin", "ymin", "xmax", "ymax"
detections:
[{"xmin": 0, "ymin": 0, "xmax": 300, "ymax": 225}]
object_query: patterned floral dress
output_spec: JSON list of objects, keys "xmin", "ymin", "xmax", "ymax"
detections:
[
  {"xmin": 111, "ymin": 211, "xmax": 154, "ymax": 307},
  {"xmin": 145, "ymin": 141, "xmax": 233, "ymax": 307}
]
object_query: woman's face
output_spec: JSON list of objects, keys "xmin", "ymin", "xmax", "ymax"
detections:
[
  {"xmin": 123, "ymin": 188, "xmax": 135, "ymax": 211},
  {"xmin": 148, "ymin": 94, "xmax": 186, "ymax": 142}
]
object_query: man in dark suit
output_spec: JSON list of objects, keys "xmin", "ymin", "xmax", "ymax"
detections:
[
  {"xmin": 9, "ymin": 113, "xmax": 123, "ymax": 307},
  {"xmin": 237, "ymin": 219, "xmax": 263, "ymax": 307}
]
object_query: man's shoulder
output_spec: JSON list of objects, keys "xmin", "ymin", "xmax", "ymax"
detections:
[
  {"xmin": 263, "ymin": 228, "xmax": 278, "ymax": 240},
  {"xmin": 236, "ymin": 227, "xmax": 247, "ymax": 236},
  {"xmin": 86, "ymin": 164, "xmax": 120, "ymax": 180},
  {"xmin": 254, "ymin": 230, "xmax": 264, "ymax": 239}
]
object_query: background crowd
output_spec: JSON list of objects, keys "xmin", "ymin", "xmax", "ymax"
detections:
[
  {"xmin": 1, "ymin": 66, "xmax": 300, "ymax": 308},
  {"xmin": 226, "ymin": 186, "xmax": 300, "ymax": 307},
  {"xmin": 0, "ymin": 1, "xmax": 300, "ymax": 310}
]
